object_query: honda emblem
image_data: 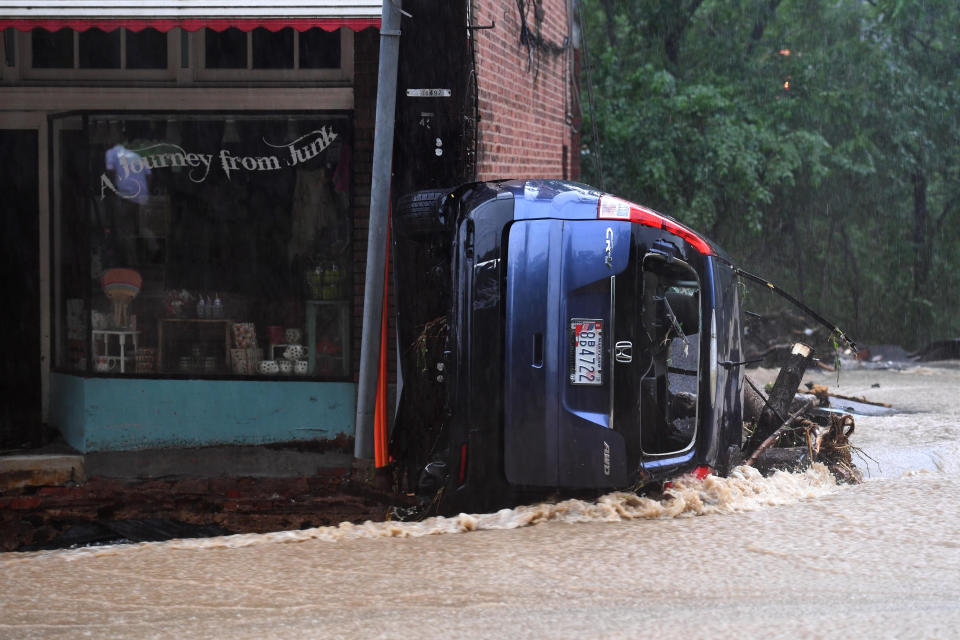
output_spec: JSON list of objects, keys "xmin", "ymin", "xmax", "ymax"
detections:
[{"xmin": 614, "ymin": 341, "xmax": 632, "ymax": 363}]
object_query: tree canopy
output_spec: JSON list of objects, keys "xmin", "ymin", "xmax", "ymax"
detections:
[{"xmin": 579, "ymin": 0, "xmax": 960, "ymax": 349}]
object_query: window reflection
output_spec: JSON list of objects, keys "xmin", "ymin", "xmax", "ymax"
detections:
[{"xmin": 56, "ymin": 114, "xmax": 354, "ymax": 379}]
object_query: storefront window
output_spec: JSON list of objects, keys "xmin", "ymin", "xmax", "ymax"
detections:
[
  {"xmin": 125, "ymin": 29, "xmax": 169, "ymax": 70},
  {"xmin": 23, "ymin": 27, "xmax": 345, "ymax": 80},
  {"xmin": 53, "ymin": 113, "xmax": 354, "ymax": 380},
  {"xmin": 30, "ymin": 28, "xmax": 168, "ymax": 70},
  {"xmin": 205, "ymin": 28, "xmax": 247, "ymax": 69},
  {"xmin": 30, "ymin": 28, "xmax": 72, "ymax": 68},
  {"xmin": 252, "ymin": 28, "xmax": 294, "ymax": 69},
  {"xmin": 299, "ymin": 29, "xmax": 341, "ymax": 69},
  {"xmin": 204, "ymin": 27, "xmax": 341, "ymax": 70},
  {"xmin": 78, "ymin": 29, "xmax": 121, "ymax": 69}
]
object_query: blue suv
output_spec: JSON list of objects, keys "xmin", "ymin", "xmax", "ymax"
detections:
[{"xmin": 391, "ymin": 180, "xmax": 745, "ymax": 515}]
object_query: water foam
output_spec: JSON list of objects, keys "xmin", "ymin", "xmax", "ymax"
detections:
[{"xmin": 25, "ymin": 464, "xmax": 837, "ymax": 561}]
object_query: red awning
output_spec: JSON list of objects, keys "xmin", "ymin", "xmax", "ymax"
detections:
[
  {"xmin": 0, "ymin": 2, "xmax": 381, "ymax": 32},
  {"xmin": 0, "ymin": 17, "xmax": 380, "ymax": 32}
]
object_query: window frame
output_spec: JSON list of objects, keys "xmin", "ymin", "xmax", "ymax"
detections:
[
  {"xmin": 191, "ymin": 28, "xmax": 353, "ymax": 83},
  {"xmin": 15, "ymin": 26, "xmax": 354, "ymax": 84},
  {"xmin": 18, "ymin": 28, "xmax": 178, "ymax": 80}
]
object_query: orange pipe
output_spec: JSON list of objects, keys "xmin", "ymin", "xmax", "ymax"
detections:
[{"xmin": 373, "ymin": 208, "xmax": 391, "ymax": 468}]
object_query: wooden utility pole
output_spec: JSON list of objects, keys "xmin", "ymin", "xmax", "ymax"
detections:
[{"xmin": 743, "ymin": 342, "xmax": 813, "ymax": 458}]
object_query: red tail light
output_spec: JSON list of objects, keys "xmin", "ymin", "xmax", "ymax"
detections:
[
  {"xmin": 597, "ymin": 195, "xmax": 713, "ymax": 255},
  {"xmin": 664, "ymin": 465, "xmax": 714, "ymax": 489},
  {"xmin": 691, "ymin": 465, "xmax": 713, "ymax": 480}
]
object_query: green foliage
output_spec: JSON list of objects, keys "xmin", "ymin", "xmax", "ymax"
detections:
[{"xmin": 580, "ymin": 0, "xmax": 960, "ymax": 349}]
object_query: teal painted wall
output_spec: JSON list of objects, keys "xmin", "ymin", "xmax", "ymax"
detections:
[
  {"xmin": 50, "ymin": 373, "xmax": 355, "ymax": 452},
  {"xmin": 50, "ymin": 373, "xmax": 87, "ymax": 451}
]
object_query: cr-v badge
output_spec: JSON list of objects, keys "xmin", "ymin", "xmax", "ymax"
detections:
[
  {"xmin": 614, "ymin": 340, "xmax": 633, "ymax": 363},
  {"xmin": 604, "ymin": 227, "xmax": 614, "ymax": 269}
]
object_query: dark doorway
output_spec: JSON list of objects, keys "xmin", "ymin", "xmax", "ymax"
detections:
[{"xmin": 0, "ymin": 129, "xmax": 42, "ymax": 450}]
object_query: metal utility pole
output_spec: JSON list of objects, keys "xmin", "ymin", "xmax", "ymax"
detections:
[{"xmin": 354, "ymin": 0, "xmax": 403, "ymax": 460}]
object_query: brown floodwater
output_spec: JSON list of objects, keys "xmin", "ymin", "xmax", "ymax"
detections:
[{"xmin": 3, "ymin": 363, "xmax": 959, "ymax": 639}]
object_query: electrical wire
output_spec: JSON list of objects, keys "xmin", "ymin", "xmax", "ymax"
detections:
[
  {"xmin": 575, "ymin": 0, "xmax": 605, "ymax": 191},
  {"xmin": 716, "ymin": 256, "xmax": 859, "ymax": 353}
]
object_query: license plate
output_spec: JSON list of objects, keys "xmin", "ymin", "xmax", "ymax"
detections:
[{"xmin": 569, "ymin": 318, "xmax": 603, "ymax": 385}]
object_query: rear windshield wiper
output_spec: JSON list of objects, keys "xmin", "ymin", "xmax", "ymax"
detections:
[{"xmin": 658, "ymin": 295, "xmax": 688, "ymax": 347}]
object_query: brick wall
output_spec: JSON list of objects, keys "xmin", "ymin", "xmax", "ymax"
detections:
[
  {"xmin": 471, "ymin": 0, "xmax": 577, "ymax": 181},
  {"xmin": 350, "ymin": 4, "xmax": 581, "ymax": 384}
]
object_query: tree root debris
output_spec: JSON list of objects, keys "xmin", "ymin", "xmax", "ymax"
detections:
[
  {"xmin": 818, "ymin": 414, "xmax": 864, "ymax": 484},
  {"xmin": 743, "ymin": 346, "xmax": 870, "ymax": 484}
]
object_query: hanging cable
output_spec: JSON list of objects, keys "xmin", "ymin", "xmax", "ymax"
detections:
[
  {"xmin": 715, "ymin": 256, "xmax": 859, "ymax": 354},
  {"xmin": 576, "ymin": 0, "xmax": 605, "ymax": 191},
  {"xmin": 462, "ymin": 0, "xmax": 481, "ymax": 181}
]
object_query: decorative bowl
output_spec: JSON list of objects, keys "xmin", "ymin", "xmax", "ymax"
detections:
[
  {"xmin": 283, "ymin": 344, "xmax": 306, "ymax": 360},
  {"xmin": 258, "ymin": 360, "xmax": 279, "ymax": 375}
]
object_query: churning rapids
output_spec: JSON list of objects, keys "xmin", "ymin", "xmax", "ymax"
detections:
[{"xmin": 3, "ymin": 363, "xmax": 960, "ymax": 639}]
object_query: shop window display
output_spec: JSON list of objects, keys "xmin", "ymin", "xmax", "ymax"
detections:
[{"xmin": 54, "ymin": 113, "xmax": 353, "ymax": 379}]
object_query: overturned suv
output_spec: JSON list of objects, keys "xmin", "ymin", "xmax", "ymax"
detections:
[{"xmin": 391, "ymin": 180, "xmax": 744, "ymax": 516}]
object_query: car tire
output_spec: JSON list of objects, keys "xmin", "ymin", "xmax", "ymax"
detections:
[{"xmin": 394, "ymin": 188, "xmax": 450, "ymax": 238}]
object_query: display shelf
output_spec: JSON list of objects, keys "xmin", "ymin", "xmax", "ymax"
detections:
[{"xmin": 91, "ymin": 329, "xmax": 140, "ymax": 374}]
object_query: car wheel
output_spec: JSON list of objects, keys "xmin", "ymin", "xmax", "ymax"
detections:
[{"xmin": 394, "ymin": 188, "xmax": 450, "ymax": 238}]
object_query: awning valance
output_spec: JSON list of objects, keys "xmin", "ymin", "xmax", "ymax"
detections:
[{"xmin": 0, "ymin": 2, "xmax": 382, "ymax": 32}]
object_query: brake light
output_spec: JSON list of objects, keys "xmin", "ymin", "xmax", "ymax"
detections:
[
  {"xmin": 663, "ymin": 465, "xmax": 713, "ymax": 489},
  {"xmin": 691, "ymin": 465, "xmax": 713, "ymax": 480},
  {"xmin": 597, "ymin": 195, "xmax": 713, "ymax": 255}
]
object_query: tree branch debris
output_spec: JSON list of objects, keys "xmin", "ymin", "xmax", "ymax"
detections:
[{"xmin": 741, "ymin": 341, "xmax": 868, "ymax": 484}]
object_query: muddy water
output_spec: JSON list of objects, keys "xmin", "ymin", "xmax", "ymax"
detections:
[{"xmin": 3, "ymin": 363, "xmax": 959, "ymax": 639}]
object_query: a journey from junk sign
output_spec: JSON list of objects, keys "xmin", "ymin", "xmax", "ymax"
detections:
[{"xmin": 100, "ymin": 126, "xmax": 338, "ymax": 202}]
